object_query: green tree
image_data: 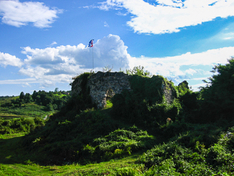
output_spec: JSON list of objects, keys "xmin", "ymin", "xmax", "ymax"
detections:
[
  {"xmin": 19, "ymin": 91, "xmax": 25, "ymax": 100},
  {"xmin": 32, "ymin": 90, "xmax": 37, "ymax": 100},
  {"xmin": 46, "ymin": 103, "xmax": 54, "ymax": 111},
  {"xmin": 200, "ymin": 58, "xmax": 234, "ymax": 122},
  {"xmin": 35, "ymin": 95, "xmax": 41, "ymax": 105},
  {"xmin": 126, "ymin": 66, "xmax": 150, "ymax": 76},
  {"xmin": 24, "ymin": 93, "xmax": 32, "ymax": 103},
  {"xmin": 54, "ymin": 87, "xmax": 59, "ymax": 92}
]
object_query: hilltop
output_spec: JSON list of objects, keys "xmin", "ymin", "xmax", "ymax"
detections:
[{"xmin": 1, "ymin": 62, "xmax": 234, "ymax": 175}]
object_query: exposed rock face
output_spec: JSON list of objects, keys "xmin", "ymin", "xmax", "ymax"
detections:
[{"xmin": 71, "ymin": 72, "xmax": 176, "ymax": 109}]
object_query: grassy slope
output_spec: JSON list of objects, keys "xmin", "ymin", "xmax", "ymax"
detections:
[
  {"xmin": 0, "ymin": 96, "xmax": 144, "ymax": 175},
  {"xmin": 0, "ymin": 96, "xmax": 142, "ymax": 175},
  {"xmin": 0, "ymin": 133, "xmax": 142, "ymax": 176},
  {"xmin": 0, "ymin": 102, "xmax": 53, "ymax": 119},
  {"xmin": 1, "ymin": 119, "xmax": 233, "ymax": 175}
]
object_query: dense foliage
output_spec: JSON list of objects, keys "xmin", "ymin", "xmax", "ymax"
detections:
[
  {"xmin": 0, "ymin": 117, "xmax": 45, "ymax": 134},
  {"xmin": 199, "ymin": 59, "xmax": 234, "ymax": 122},
  {"xmin": 111, "ymin": 75, "xmax": 179, "ymax": 130}
]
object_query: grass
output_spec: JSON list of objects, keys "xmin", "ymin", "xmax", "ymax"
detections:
[
  {"xmin": 0, "ymin": 96, "xmax": 55, "ymax": 120},
  {"xmin": 0, "ymin": 133, "xmax": 142, "ymax": 176},
  {"xmin": 0, "ymin": 113, "xmax": 24, "ymax": 120},
  {"xmin": 105, "ymin": 100, "xmax": 113, "ymax": 109},
  {"xmin": 0, "ymin": 103, "xmax": 53, "ymax": 118}
]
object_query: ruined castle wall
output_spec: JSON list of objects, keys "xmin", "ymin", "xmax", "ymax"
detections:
[
  {"xmin": 87, "ymin": 72, "xmax": 131, "ymax": 108},
  {"xmin": 71, "ymin": 72, "xmax": 175, "ymax": 109},
  {"xmin": 162, "ymin": 81, "xmax": 176, "ymax": 104}
]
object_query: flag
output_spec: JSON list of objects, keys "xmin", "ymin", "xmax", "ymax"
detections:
[{"xmin": 88, "ymin": 39, "xmax": 94, "ymax": 47}]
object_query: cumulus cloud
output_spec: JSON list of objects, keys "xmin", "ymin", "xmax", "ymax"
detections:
[
  {"xmin": 3, "ymin": 32, "xmax": 233, "ymax": 90},
  {"xmin": 98, "ymin": 0, "xmax": 234, "ymax": 34},
  {"xmin": 0, "ymin": 52, "xmax": 23, "ymax": 67},
  {"xmin": 91, "ymin": 34, "xmax": 130, "ymax": 68},
  {"xmin": 17, "ymin": 32, "xmax": 234, "ymax": 89},
  {"xmin": 129, "ymin": 46, "xmax": 234, "ymax": 86},
  {"xmin": 0, "ymin": 0, "xmax": 62, "ymax": 28},
  {"xmin": 19, "ymin": 34, "xmax": 130, "ymax": 87}
]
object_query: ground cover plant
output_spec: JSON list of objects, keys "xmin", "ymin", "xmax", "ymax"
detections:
[{"xmin": 1, "ymin": 61, "xmax": 234, "ymax": 175}]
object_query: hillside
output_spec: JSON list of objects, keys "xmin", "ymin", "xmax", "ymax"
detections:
[
  {"xmin": 1, "ymin": 62, "xmax": 234, "ymax": 175},
  {"xmin": 0, "ymin": 90, "xmax": 70, "ymax": 134}
]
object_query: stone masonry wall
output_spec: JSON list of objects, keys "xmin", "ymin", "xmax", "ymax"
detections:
[
  {"xmin": 87, "ymin": 72, "xmax": 131, "ymax": 108},
  {"xmin": 162, "ymin": 81, "xmax": 176, "ymax": 104},
  {"xmin": 71, "ymin": 72, "xmax": 175, "ymax": 109}
]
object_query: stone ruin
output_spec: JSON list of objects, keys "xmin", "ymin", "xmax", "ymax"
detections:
[{"xmin": 71, "ymin": 71, "xmax": 175, "ymax": 109}]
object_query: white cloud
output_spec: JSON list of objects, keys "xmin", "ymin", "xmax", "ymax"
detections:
[
  {"xmin": 0, "ymin": 0, "xmax": 62, "ymax": 28},
  {"xmin": 19, "ymin": 34, "xmax": 130, "ymax": 87},
  {"xmin": 190, "ymin": 82, "xmax": 209, "ymax": 91},
  {"xmin": 18, "ymin": 32, "xmax": 234, "ymax": 88},
  {"xmin": 0, "ymin": 78, "xmax": 38, "ymax": 84},
  {"xmin": 50, "ymin": 41, "xmax": 57, "ymax": 46},
  {"xmin": 98, "ymin": 0, "xmax": 234, "ymax": 34},
  {"xmin": 0, "ymin": 52, "xmax": 23, "ymax": 67},
  {"xmin": 2, "ymin": 33, "xmax": 234, "ymax": 91},
  {"xmin": 185, "ymin": 68, "xmax": 197, "ymax": 75},
  {"xmin": 129, "ymin": 46, "xmax": 234, "ymax": 85},
  {"xmin": 104, "ymin": 21, "xmax": 109, "ymax": 27},
  {"xmin": 222, "ymin": 32, "xmax": 234, "ymax": 40},
  {"xmin": 98, "ymin": 0, "xmax": 123, "ymax": 11}
]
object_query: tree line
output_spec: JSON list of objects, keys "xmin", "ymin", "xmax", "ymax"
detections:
[{"xmin": 1, "ymin": 89, "xmax": 71, "ymax": 111}]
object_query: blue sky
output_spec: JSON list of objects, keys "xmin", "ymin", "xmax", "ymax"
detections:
[{"xmin": 1, "ymin": 0, "xmax": 234, "ymax": 96}]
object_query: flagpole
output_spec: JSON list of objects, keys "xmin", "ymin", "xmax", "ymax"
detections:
[
  {"xmin": 88, "ymin": 39, "xmax": 94, "ymax": 71},
  {"xmin": 92, "ymin": 47, "xmax": 94, "ymax": 70}
]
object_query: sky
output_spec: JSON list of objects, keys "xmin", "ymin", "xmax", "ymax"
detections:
[{"xmin": 1, "ymin": 0, "xmax": 234, "ymax": 96}]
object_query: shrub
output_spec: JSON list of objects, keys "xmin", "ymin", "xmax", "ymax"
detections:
[
  {"xmin": 138, "ymin": 142, "xmax": 193, "ymax": 168},
  {"xmin": 92, "ymin": 127, "xmax": 155, "ymax": 160},
  {"xmin": 206, "ymin": 144, "xmax": 233, "ymax": 169},
  {"xmin": 114, "ymin": 167, "xmax": 141, "ymax": 176},
  {"xmin": 0, "ymin": 117, "xmax": 45, "ymax": 134},
  {"xmin": 145, "ymin": 159, "xmax": 180, "ymax": 176}
]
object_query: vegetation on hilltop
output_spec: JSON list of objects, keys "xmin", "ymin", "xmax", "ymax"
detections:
[{"xmin": 1, "ymin": 60, "xmax": 234, "ymax": 175}]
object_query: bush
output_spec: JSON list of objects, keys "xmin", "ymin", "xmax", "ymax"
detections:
[
  {"xmin": 206, "ymin": 144, "xmax": 233, "ymax": 169},
  {"xmin": 145, "ymin": 159, "xmax": 180, "ymax": 176},
  {"xmin": 138, "ymin": 142, "xmax": 193, "ymax": 168},
  {"xmin": 0, "ymin": 117, "xmax": 45, "ymax": 134},
  {"xmin": 114, "ymin": 167, "xmax": 141, "ymax": 176},
  {"xmin": 87, "ymin": 127, "xmax": 156, "ymax": 160}
]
